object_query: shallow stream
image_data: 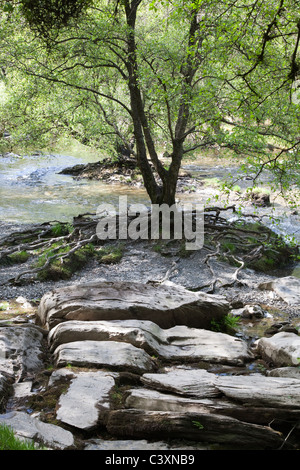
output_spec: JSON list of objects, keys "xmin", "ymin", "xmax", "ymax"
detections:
[{"xmin": 0, "ymin": 147, "xmax": 299, "ymax": 275}]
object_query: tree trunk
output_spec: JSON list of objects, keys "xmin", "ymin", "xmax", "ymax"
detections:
[{"xmin": 124, "ymin": 1, "xmax": 200, "ymax": 206}]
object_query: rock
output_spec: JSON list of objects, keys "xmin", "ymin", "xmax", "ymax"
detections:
[
  {"xmin": 48, "ymin": 319, "xmax": 166, "ymax": 354},
  {"xmin": 0, "ymin": 411, "xmax": 75, "ymax": 450},
  {"xmin": 53, "ymin": 340, "xmax": 156, "ymax": 374},
  {"xmin": 264, "ymin": 322, "xmax": 298, "ymax": 337},
  {"xmin": 37, "ymin": 280, "xmax": 229, "ymax": 330},
  {"xmin": 267, "ymin": 367, "xmax": 300, "ymax": 379},
  {"xmin": 0, "ymin": 372, "xmax": 13, "ymax": 412},
  {"xmin": 53, "ymin": 369, "xmax": 118, "ymax": 430},
  {"xmin": 124, "ymin": 384, "xmax": 300, "ymax": 426},
  {"xmin": 84, "ymin": 438, "xmax": 209, "ymax": 450},
  {"xmin": 256, "ymin": 331, "xmax": 300, "ymax": 366},
  {"xmin": 0, "ymin": 325, "xmax": 45, "ymax": 380},
  {"xmin": 231, "ymin": 304, "xmax": 266, "ymax": 319},
  {"xmin": 125, "ymin": 387, "xmax": 220, "ymax": 412},
  {"xmin": 141, "ymin": 367, "xmax": 220, "ymax": 398},
  {"xmin": 217, "ymin": 374, "xmax": 300, "ymax": 409},
  {"xmin": 259, "ymin": 276, "xmax": 300, "ymax": 305},
  {"xmin": 48, "ymin": 319, "xmax": 252, "ymax": 365},
  {"xmin": 106, "ymin": 409, "xmax": 283, "ymax": 449},
  {"xmin": 251, "ymin": 191, "xmax": 271, "ymax": 207}
]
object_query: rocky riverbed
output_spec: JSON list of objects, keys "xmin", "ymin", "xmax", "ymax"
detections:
[
  {"xmin": 1, "ymin": 232, "xmax": 300, "ymax": 450},
  {"xmin": 1, "ymin": 158, "xmax": 300, "ymax": 451}
]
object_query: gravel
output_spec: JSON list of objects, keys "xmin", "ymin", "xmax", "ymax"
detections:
[{"xmin": 0, "ymin": 221, "xmax": 299, "ymax": 321}]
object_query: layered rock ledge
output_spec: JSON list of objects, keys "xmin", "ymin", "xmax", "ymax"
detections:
[{"xmin": 0, "ymin": 280, "xmax": 300, "ymax": 450}]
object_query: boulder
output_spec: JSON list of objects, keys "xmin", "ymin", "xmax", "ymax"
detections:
[
  {"xmin": 37, "ymin": 281, "xmax": 229, "ymax": 330},
  {"xmin": 256, "ymin": 331, "xmax": 300, "ymax": 367},
  {"xmin": 52, "ymin": 368, "xmax": 118, "ymax": 430},
  {"xmin": 0, "ymin": 411, "xmax": 75, "ymax": 450},
  {"xmin": 259, "ymin": 276, "xmax": 300, "ymax": 305},
  {"xmin": 48, "ymin": 319, "xmax": 252, "ymax": 365},
  {"xmin": 53, "ymin": 340, "xmax": 156, "ymax": 374}
]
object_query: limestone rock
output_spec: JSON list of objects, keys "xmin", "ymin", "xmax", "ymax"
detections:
[
  {"xmin": 53, "ymin": 340, "xmax": 156, "ymax": 374},
  {"xmin": 217, "ymin": 374, "xmax": 300, "ymax": 408},
  {"xmin": 37, "ymin": 280, "xmax": 229, "ymax": 330},
  {"xmin": 0, "ymin": 372, "xmax": 13, "ymax": 412},
  {"xmin": 231, "ymin": 304, "xmax": 266, "ymax": 319},
  {"xmin": 125, "ymin": 387, "xmax": 220, "ymax": 412},
  {"xmin": 259, "ymin": 276, "xmax": 300, "ymax": 305},
  {"xmin": 106, "ymin": 409, "xmax": 283, "ymax": 449},
  {"xmin": 84, "ymin": 438, "xmax": 209, "ymax": 450},
  {"xmin": 141, "ymin": 367, "xmax": 220, "ymax": 398},
  {"xmin": 48, "ymin": 319, "xmax": 166, "ymax": 354},
  {"xmin": 54, "ymin": 369, "xmax": 118, "ymax": 430},
  {"xmin": 0, "ymin": 411, "xmax": 75, "ymax": 450},
  {"xmin": 0, "ymin": 326, "xmax": 45, "ymax": 380},
  {"xmin": 49, "ymin": 320, "xmax": 252, "ymax": 365},
  {"xmin": 267, "ymin": 367, "xmax": 300, "ymax": 379},
  {"xmin": 256, "ymin": 331, "xmax": 300, "ymax": 366}
]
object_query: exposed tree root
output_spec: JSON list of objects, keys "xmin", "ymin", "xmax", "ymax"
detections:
[{"xmin": 0, "ymin": 205, "xmax": 298, "ymax": 286}]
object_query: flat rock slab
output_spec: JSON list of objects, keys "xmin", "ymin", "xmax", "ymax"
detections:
[
  {"xmin": 125, "ymin": 387, "xmax": 222, "ymax": 413},
  {"xmin": 48, "ymin": 319, "xmax": 252, "ymax": 365},
  {"xmin": 256, "ymin": 331, "xmax": 300, "ymax": 367},
  {"xmin": 0, "ymin": 411, "xmax": 75, "ymax": 450},
  {"xmin": 52, "ymin": 368, "xmax": 118, "ymax": 430},
  {"xmin": 217, "ymin": 374, "xmax": 300, "ymax": 409},
  {"xmin": 53, "ymin": 340, "xmax": 155, "ymax": 374},
  {"xmin": 141, "ymin": 366, "xmax": 300, "ymax": 409},
  {"xmin": 37, "ymin": 280, "xmax": 229, "ymax": 330},
  {"xmin": 0, "ymin": 325, "xmax": 45, "ymax": 380},
  {"xmin": 105, "ymin": 409, "xmax": 283, "ymax": 449},
  {"xmin": 259, "ymin": 276, "xmax": 300, "ymax": 305},
  {"xmin": 84, "ymin": 438, "xmax": 210, "ymax": 450},
  {"xmin": 141, "ymin": 367, "xmax": 220, "ymax": 398}
]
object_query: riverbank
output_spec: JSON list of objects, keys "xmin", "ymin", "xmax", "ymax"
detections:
[{"xmin": 1, "ymin": 154, "xmax": 300, "ymax": 450}]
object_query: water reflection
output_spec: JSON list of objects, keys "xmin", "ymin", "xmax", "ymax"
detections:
[{"xmin": 0, "ymin": 152, "xmax": 150, "ymax": 223}]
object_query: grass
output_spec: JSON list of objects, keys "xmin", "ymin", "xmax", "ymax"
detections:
[
  {"xmin": 0, "ymin": 423, "xmax": 43, "ymax": 450},
  {"xmin": 211, "ymin": 313, "xmax": 241, "ymax": 333}
]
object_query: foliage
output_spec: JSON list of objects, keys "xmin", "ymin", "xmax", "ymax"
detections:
[
  {"xmin": 211, "ymin": 313, "xmax": 240, "ymax": 333},
  {"xmin": 0, "ymin": 423, "xmax": 43, "ymax": 450},
  {"xmin": 35, "ymin": 242, "xmax": 95, "ymax": 280},
  {"xmin": 0, "ymin": 0, "xmax": 299, "ymax": 203}
]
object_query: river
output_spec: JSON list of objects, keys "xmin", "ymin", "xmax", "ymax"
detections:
[{"xmin": 0, "ymin": 147, "xmax": 299, "ymax": 276}]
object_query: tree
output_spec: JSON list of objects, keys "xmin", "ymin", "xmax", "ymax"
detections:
[{"xmin": 1, "ymin": 0, "xmax": 300, "ymax": 205}]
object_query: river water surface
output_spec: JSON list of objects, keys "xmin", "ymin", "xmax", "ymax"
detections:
[{"xmin": 0, "ymin": 149, "xmax": 300, "ymax": 248}]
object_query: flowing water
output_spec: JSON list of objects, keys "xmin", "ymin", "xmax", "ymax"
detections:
[
  {"xmin": 0, "ymin": 150, "xmax": 150, "ymax": 224},
  {"xmin": 0, "ymin": 147, "xmax": 299, "ymax": 276}
]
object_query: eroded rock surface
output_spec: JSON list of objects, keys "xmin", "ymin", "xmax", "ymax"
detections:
[
  {"xmin": 37, "ymin": 280, "xmax": 229, "ymax": 330},
  {"xmin": 259, "ymin": 276, "xmax": 300, "ymax": 305},
  {"xmin": 49, "ymin": 319, "xmax": 252, "ymax": 365}
]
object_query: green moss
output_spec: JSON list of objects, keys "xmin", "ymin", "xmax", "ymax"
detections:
[
  {"xmin": 0, "ymin": 250, "xmax": 30, "ymax": 266},
  {"xmin": 215, "ymin": 221, "xmax": 298, "ymax": 274},
  {"xmin": 50, "ymin": 222, "xmax": 73, "ymax": 237},
  {"xmin": 96, "ymin": 244, "xmax": 124, "ymax": 264},
  {"xmin": 36, "ymin": 243, "xmax": 95, "ymax": 280}
]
